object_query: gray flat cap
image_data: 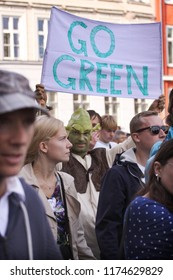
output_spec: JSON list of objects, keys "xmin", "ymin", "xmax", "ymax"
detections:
[{"xmin": 0, "ymin": 70, "xmax": 49, "ymax": 115}]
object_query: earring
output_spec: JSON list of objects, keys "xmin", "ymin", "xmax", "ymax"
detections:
[{"xmin": 155, "ymin": 174, "xmax": 160, "ymax": 181}]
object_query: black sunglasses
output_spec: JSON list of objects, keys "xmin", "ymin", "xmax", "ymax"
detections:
[{"xmin": 135, "ymin": 125, "xmax": 169, "ymax": 135}]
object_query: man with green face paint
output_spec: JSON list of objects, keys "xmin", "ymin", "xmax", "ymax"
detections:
[
  {"xmin": 61, "ymin": 108, "xmax": 134, "ymax": 259},
  {"xmin": 66, "ymin": 108, "xmax": 92, "ymax": 157}
]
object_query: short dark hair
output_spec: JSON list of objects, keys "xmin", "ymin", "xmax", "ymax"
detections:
[
  {"xmin": 87, "ymin": 110, "xmax": 102, "ymax": 125},
  {"xmin": 130, "ymin": 111, "xmax": 158, "ymax": 134}
]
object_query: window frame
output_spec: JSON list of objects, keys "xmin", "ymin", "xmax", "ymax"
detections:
[
  {"xmin": 73, "ymin": 94, "xmax": 90, "ymax": 111},
  {"xmin": 166, "ymin": 25, "xmax": 173, "ymax": 67},
  {"xmin": 37, "ymin": 18, "xmax": 49, "ymax": 59},
  {"xmin": 2, "ymin": 16, "xmax": 20, "ymax": 59},
  {"xmin": 104, "ymin": 96, "xmax": 119, "ymax": 119}
]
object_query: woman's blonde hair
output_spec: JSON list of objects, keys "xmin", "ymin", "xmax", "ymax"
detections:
[{"xmin": 25, "ymin": 115, "xmax": 64, "ymax": 164}]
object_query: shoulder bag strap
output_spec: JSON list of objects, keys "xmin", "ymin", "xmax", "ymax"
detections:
[{"xmin": 58, "ymin": 173, "xmax": 74, "ymax": 259}]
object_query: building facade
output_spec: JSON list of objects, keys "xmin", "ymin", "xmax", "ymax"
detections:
[
  {"xmin": 155, "ymin": 0, "xmax": 173, "ymax": 111},
  {"xmin": 0, "ymin": 0, "xmax": 156, "ymax": 131}
]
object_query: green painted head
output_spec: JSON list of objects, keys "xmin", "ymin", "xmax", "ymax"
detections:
[{"xmin": 66, "ymin": 108, "xmax": 92, "ymax": 157}]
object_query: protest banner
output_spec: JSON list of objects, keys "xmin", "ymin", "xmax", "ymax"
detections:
[{"xmin": 41, "ymin": 6, "xmax": 162, "ymax": 99}]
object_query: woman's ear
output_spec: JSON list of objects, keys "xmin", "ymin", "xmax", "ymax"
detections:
[
  {"xmin": 154, "ymin": 161, "xmax": 162, "ymax": 177},
  {"xmin": 39, "ymin": 141, "xmax": 48, "ymax": 153}
]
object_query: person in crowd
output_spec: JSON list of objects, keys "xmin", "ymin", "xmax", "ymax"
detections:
[
  {"xmin": 123, "ymin": 139, "xmax": 173, "ymax": 260},
  {"xmin": 113, "ymin": 130, "xmax": 128, "ymax": 144},
  {"xmin": 19, "ymin": 115, "xmax": 95, "ymax": 260},
  {"xmin": 87, "ymin": 110, "xmax": 102, "ymax": 128},
  {"xmin": 95, "ymin": 111, "xmax": 168, "ymax": 259},
  {"xmin": 87, "ymin": 109, "xmax": 102, "ymax": 150},
  {"xmin": 93, "ymin": 114, "xmax": 117, "ymax": 149},
  {"xmin": 0, "ymin": 70, "xmax": 62, "ymax": 260}
]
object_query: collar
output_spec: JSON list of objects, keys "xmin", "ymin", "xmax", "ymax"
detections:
[
  {"xmin": 5, "ymin": 176, "xmax": 25, "ymax": 202},
  {"xmin": 19, "ymin": 163, "xmax": 39, "ymax": 188},
  {"xmin": 119, "ymin": 147, "xmax": 137, "ymax": 163}
]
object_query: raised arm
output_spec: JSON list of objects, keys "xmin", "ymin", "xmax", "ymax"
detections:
[{"xmin": 148, "ymin": 94, "xmax": 165, "ymax": 113}]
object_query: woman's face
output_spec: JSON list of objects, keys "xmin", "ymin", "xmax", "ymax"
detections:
[
  {"xmin": 154, "ymin": 158, "xmax": 173, "ymax": 195},
  {"xmin": 44, "ymin": 126, "xmax": 72, "ymax": 164}
]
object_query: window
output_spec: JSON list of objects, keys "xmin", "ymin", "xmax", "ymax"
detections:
[
  {"xmin": 165, "ymin": 0, "xmax": 173, "ymax": 4},
  {"xmin": 38, "ymin": 18, "xmax": 49, "ymax": 59},
  {"xmin": 73, "ymin": 94, "xmax": 89, "ymax": 111},
  {"xmin": 104, "ymin": 97, "xmax": 119, "ymax": 118},
  {"xmin": 134, "ymin": 98, "xmax": 147, "ymax": 114},
  {"xmin": 167, "ymin": 26, "xmax": 173, "ymax": 65},
  {"xmin": 3, "ymin": 16, "xmax": 19, "ymax": 59}
]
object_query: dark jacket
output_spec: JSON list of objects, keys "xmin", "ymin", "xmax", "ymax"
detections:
[
  {"xmin": 95, "ymin": 148, "xmax": 145, "ymax": 260},
  {"xmin": 0, "ymin": 178, "xmax": 62, "ymax": 260},
  {"xmin": 61, "ymin": 149, "xmax": 109, "ymax": 193}
]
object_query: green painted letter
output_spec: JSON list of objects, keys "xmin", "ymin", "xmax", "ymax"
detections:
[
  {"xmin": 80, "ymin": 59, "xmax": 94, "ymax": 91},
  {"xmin": 96, "ymin": 62, "xmax": 108, "ymax": 93},
  {"xmin": 90, "ymin": 25, "xmax": 115, "ymax": 58},
  {"xmin": 68, "ymin": 21, "xmax": 88, "ymax": 56},
  {"xmin": 110, "ymin": 64, "xmax": 123, "ymax": 95},
  {"xmin": 126, "ymin": 65, "xmax": 148, "ymax": 96},
  {"xmin": 53, "ymin": 55, "xmax": 76, "ymax": 89}
]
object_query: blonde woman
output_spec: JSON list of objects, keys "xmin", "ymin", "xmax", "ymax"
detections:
[{"xmin": 19, "ymin": 115, "xmax": 95, "ymax": 260}]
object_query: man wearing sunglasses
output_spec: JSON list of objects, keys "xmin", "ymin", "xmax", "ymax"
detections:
[{"xmin": 96, "ymin": 110, "xmax": 167, "ymax": 260}]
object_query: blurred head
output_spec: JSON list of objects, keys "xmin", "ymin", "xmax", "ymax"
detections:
[
  {"xmin": 25, "ymin": 115, "xmax": 72, "ymax": 165},
  {"xmin": 0, "ymin": 70, "xmax": 48, "ymax": 178},
  {"xmin": 113, "ymin": 130, "xmax": 127, "ymax": 143},
  {"xmin": 99, "ymin": 115, "xmax": 117, "ymax": 143},
  {"xmin": 67, "ymin": 108, "xmax": 92, "ymax": 157},
  {"xmin": 130, "ymin": 111, "xmax": 168, "ymax": 154},
  {"xmin": 0, "ymin": 109, "xmax": 36, "ymax": 178},
  {"xmin": 87, "ymin": 110, "xmax": 102, "ymax": 128}
]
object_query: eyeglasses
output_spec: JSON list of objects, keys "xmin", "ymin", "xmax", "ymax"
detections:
[{"xmin": 135, "ymin": 125, "xmax": 169, "ymax": 135}]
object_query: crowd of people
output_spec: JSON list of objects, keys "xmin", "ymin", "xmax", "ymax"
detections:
[{"xmin": 0, "ymin": 69, "xmax": 172, "ymax": 260}]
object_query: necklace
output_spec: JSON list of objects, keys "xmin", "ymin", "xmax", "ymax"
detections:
[
  {"xmin": 39, "ymin": 179, "xmax": 56, "ymax": 190},
  {"xmin": 39, "ymin": 180, "xmax": 57, "ymax": 198},
  {"xmin": 37, "ymin": 174, "xmax": 57, "ymax": 192},
  {"xmin": 33, "ymin": 166, "xmax": 57, "ymax": 192}
]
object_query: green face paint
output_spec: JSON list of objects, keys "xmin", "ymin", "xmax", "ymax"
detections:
[{"xmin": 66, "ymin": 108, "xmax": 92, "ymax": 157}]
